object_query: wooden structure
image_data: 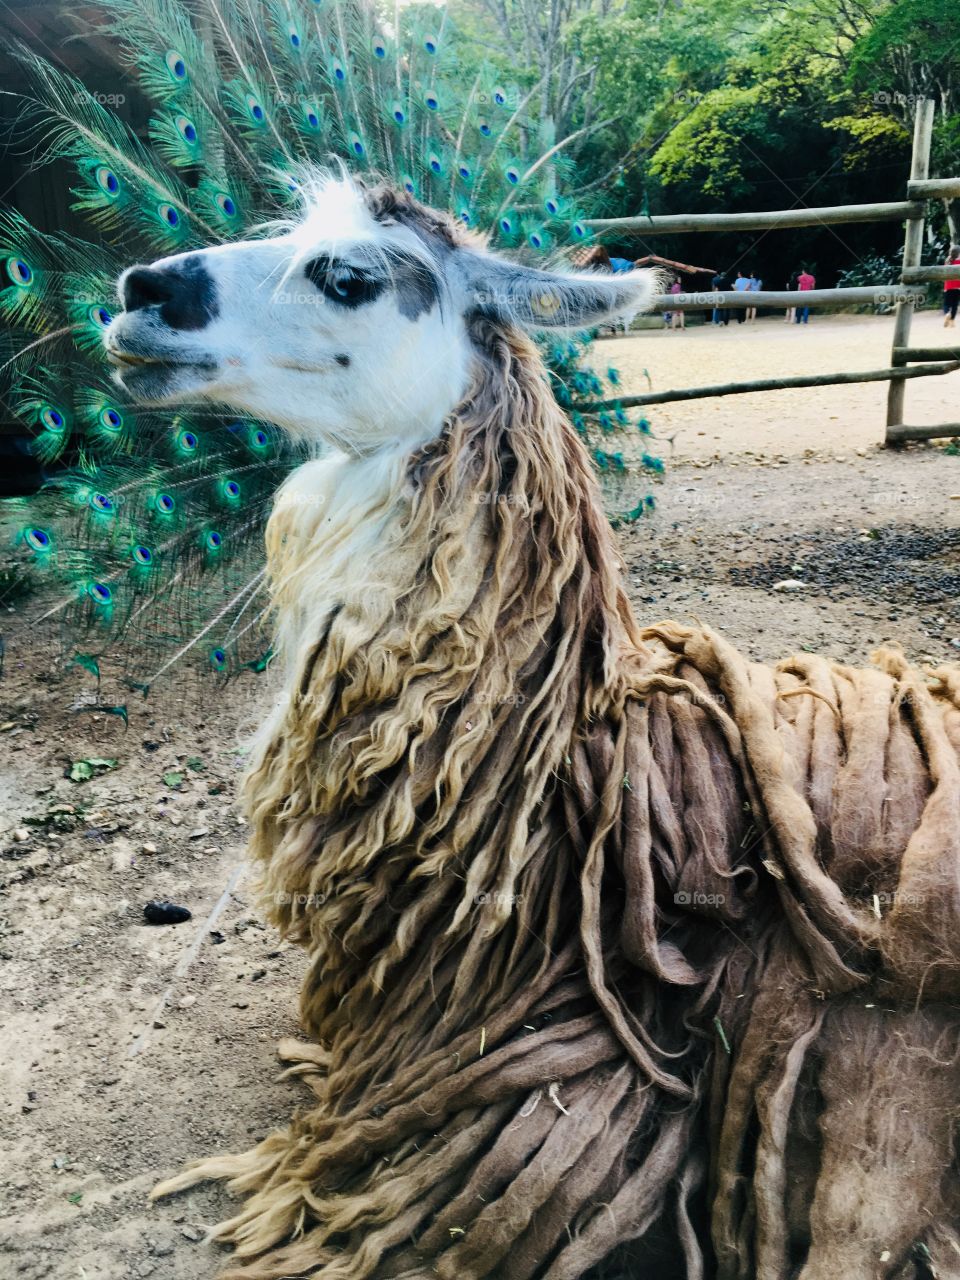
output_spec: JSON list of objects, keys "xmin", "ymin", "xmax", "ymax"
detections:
[{"xmin": 586, "ymin": 98, "xmax": 960, "ymax": 446}]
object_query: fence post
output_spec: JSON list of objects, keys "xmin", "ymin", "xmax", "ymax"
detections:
[{"xmin": 886, "ymin": 99, "xmax": 936, "ymax": 443}]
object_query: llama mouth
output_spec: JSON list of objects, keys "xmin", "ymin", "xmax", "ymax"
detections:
[{"xmin": 110, "ymin": 352, "xmax": 220, "ymax": 404}]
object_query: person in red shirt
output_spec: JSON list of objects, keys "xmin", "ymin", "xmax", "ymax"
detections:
[
  {"xmin": 794, "ymin": 268, "xmax": 816, "ymax": 324},
  {"xmin": 944, "ymin": 246, "xmax": 960, "ymax": 328}
]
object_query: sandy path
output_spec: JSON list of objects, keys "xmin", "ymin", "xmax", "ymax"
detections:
[{"xmin": 596, "ymin": 310, "xmax": 959, "ymax": 460}]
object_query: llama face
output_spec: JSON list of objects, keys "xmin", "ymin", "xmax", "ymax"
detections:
[{"xmin": 105, "ymin": 176, "xmax": 656, "ymax": 453}]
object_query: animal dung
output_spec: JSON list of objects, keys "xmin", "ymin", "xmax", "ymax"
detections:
[{"xmin": 143, "ymin": 900, "xmax": 192, "ymax": 926}]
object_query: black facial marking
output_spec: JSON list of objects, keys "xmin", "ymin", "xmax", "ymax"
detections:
[
  {"xmin": 334, "ymin": 353, "xmax": 350, "ymax": 367},
  {"xmin": 392, "ymin": 253, "xmax": 440, "ymax": 321},
  {"xmin": 305, "ymin": 255, "xmax": 385, "ymax": 308},
  {"xmin": 122, "ymin": 254, "xmax": 218, "ymax": 331}
]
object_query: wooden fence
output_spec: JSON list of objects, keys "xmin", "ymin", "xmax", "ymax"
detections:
[{"xmin": 584, "ymin": 99, "xmax": 960, "ymax": 446}]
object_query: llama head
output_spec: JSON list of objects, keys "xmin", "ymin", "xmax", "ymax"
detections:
[{"xmin": 105, "ymin": 174, "xmax": 656, "ymax": 453}]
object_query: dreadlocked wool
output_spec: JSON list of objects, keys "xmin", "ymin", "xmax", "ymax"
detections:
[{"xmin": 153, "ymin": 318, "xmax": 960, "ymax": 1280}]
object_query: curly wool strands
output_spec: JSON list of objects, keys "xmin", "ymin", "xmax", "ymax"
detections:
[{"xmin": 154, "ymin": 321, "xmax": 960, "ymax": 1278}]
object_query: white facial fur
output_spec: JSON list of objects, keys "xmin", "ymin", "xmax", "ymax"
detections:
[{"xmin": 106, "ymin": 181, "xmax": 470, "ymax": 453}]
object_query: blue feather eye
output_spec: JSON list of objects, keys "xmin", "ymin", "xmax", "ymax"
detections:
[
  {"xmin": 176, "ymin": 428, "xmax": 198, "ymax": 452},
  {"xmin": 209, "ymin": 647, "xmax": 228, "ymax": 671},
  {"xmin": 99, "ymin": 407, "xmax": 123, "ymax": 432},
  {"xmin": 458, "ymin": 164, "xmax": 471, "ymax": 181},
  {"xmin": 545, "ymin": 198, "xmax": 560, "ymax": 215},
  {"xmin": 246, "ymin": 94, "xmax": 266, "ymax": 122},
  {"xmin": 132, "ymin": 545, "xmax": 153, "ymax": 566},
  {"xmin": 288, "ymin": 26, "xmax": 302, "ymax": 48},
  {"xmin": 39, "ymin": 405, "xmax": 65, "ymax": 430},
  {"xmin": 6, "ymin": 257, "xmax": 33, "ymax": 286},
  {"xmin": 424, "ymin": 35, "xmax": 438, "ymax": 53},
  {"xmin": 493, "ymin": 87, "xmax": 507, "ymax": 106},
  {"xmin": 157, "ymin": 203, "xmax": 181, "ymax": 228},
  {"xmin": 301, "ymin": 103, "xmax": 320, "ymax": 129},
  {"xmin": 529, "ymin": 231, "xmax": 543, "ymax": 248},
  {"xmin": 155, "ymin": 493, "xmax": 175, "ymax": 513},
  {"xmin": 88, "ymin": 582, "xmax": 112, "ymax": 605},
  {"xmin": 164, "ymin": 49, "xmax": 188, "ymax": 81},
  {"xmin": 505, "ymin": 165, "xmax": 520, "ymax": 185},
  {"xmin": 499, "ymin": 216, "xmax": 514, "ymax": 234},
  {"xmin": 205, "ymin": 530, "xmax": 223, "ymax": 550},
  {"xmin": 90, "ymin": 492, "xmax": 114, "ymax": 514},
  {"xmin": 175, "ymin": 114, "xmax": 198, "ymax": 144},
  {"xmin": 392, "ymin": 103, "xmax": 406, "ymax": 124},
  {"xmin": 478, "ymin": 120, "xmax": 492, "ymax": 138},
  {"xmin": 428, "ymin": 152, "xmax": 443, "ymax": 174},
  {"xmin": 25, "ymin": 527, "xmax": 51, "ymax": 553},
  {"xmin": 89, "ymin": 304, "xmax": 112, "ymax": 328},
  {"xmin": 373, "ymin": 40, "xmax": 387, "ymax": 58},
  {"xmin": 95, "ymin": 167, "xmax": 121, "ymax": 197},
  {"xmin": 222, "ymin": 479, "xmax": 241, "ymax": 500},
  {"xmin": 425, "ymin": 92, "xmax": 439, "ymax": 111},
  {"xmin": 403, "ymin": 177, "xmax": 416, "ymax": 194},
  {"xmin": 214, "ymin": 191, "xmax": 238, "ymax": 218},
  {"xmin": 571, "ymin": 220, "xmax": 588, "ymax": 239},
  {"xmin": 458, "ymin": 208, "xmax": 472, "ymax": 225},
  {"xmin": 349, "ymin": 133, "xmax": 365, "ymax": 156},
  {"xmin": 332, "ymin": 59, "xmax": 346, "ymax": 82}
]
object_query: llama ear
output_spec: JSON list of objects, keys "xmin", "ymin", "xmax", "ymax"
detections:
[{"xmin": 456, "ymin": 250, "xmax": 660, "ymax": 331}]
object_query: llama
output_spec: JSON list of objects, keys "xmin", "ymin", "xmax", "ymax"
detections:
[{"xmin": 109, "ymin": 176, "xmax": 960, "ymax": 1280}]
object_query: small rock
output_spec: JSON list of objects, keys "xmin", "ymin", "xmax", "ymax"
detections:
[
  {"xmin": 772, "ymin": 579, "xmax": 806, "ymax": 592},
  {"xmin": 188, "ymin": 827, "xmax": 210, "ymax": 840},
  {"xmin": 181, "ymin": 1225, "xmax": 204, "ymax": 1243},
  {"xmin": 142, "ymin": 842, "xmax": 159, "ymax": 855},
  {"xmin": 12, "ymin": 828, "xmax": 30, "ymax": 843},
  {"xmin": 144, "ymin": 901, "xmax": 192, "ymax": 926},
  {"xmin": 177, "ymin": 994, "xmax": 197, "ymax": 1009},
  {"xmin": 250, "ymin": 968, "xmax": 267, "ymax": 982},
  {"xmin": 153, "ymin": 1018, "xmax": 166, "ymax": 1030}
]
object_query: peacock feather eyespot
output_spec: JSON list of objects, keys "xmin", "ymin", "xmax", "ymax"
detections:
[
  {"xmin": 90, "ymin": 492, "xmax": 115, "ymax": 514},
  {"xmin": 493, "ymin": 88, "xmax": 507, "ymax": 106},
  {"xmin": 95, "ymin": 167, "xmax": 121, "ymax": 197},
  {"xmin": 288, "ymin": 27, "xmax": 302, "ymax": 48},
  {"xmin": 99, "ymin": 407, "xmax": 123, "ymax": 431},
  {"xmin": 175, "ymin": 114, "xmax": 198, "ymax": 144},
  {"xmin": 88, "ymin": 582, "xmax": 112, "ymax": 606},
  {"xmin": 392, "ymin": 104, "xmax": 406, "ymax": 125},
  {"xmin": 425, "ymin": 93, "xmax": 439, "ymax": 111},
  {"xmin": 25, "ymin": 527, "xmax": 51, "ymax": 553},
  {"xmin": 572, "ymin": 221, "xmax": 587, "ymax": 239},
  {"xmin": 164, "ymin": 49, "xmax": 188, "ymax": 82},
  {"xmin": 428, "ymin": 153, "xmax": 443, "ymax": 175},
  {"xmin": 155, "ymin": 493, "xmax": 176, "ymax": 514},
  {"xmin": 210, "ymin": 647, "xmax": 228, "ymax": 671},
  {"xmin": 458, "ymin": 208, "xmax": 472, "ymax": 225},
  {"xmin": 39, "ymin": 405, "xmax": 65, "ymax": 430},
  {"xmin": 302, "ymin": 104, "xmax": 320, "ymax": 129},
  {"xmin": 350, "ymin": 134, "xmax": 365, "ymax": 156},
  {"xmin": 424, "ymin": 35, "xmax": 438, "ymax": 53},
  {"xmin": 478, "ymin": 120, "xmax": 492, "ymax": 137},
  {"xmin": 529, "ymin": 232, "xmax": 543, "ymax": 249},
  {"xmin": 505, "ymin": 166, "xmax": 520, "ymax": 186},
  {"xmin": 332, "ymin": 60, "xmax": 346, "ymax": 82},
  {"xmin": 373, "ymin": 41, "xmax": 387, "ymax": 58},
  {"xmin": 246, "ymin": 94, "xmax": 266, "ymax": 123},
  {"xmin": 403, "ymin": 178, "xmax": 416, "ymax": 194},
  {"xmin": 89, "ymin": 305, "xmax": 112, "ymax": 329},
  {"xmin": 5, "ymin": 256, "xmax": 33, "ymax": 286},
  {"xmin": 499, "ymin": 216, "xmax": 513, "ymax": 234},
  {"xmin": 206, "ymin": 530, "xmax": 223, "ymax": 550},
  {"xmin": 157, "ymin": 203, "xmax": 181, "ymax": 228},
  {"xmin": 222, "ymin": 479, "xmax": 241, "ymax": 500},
  {"xmin": 545, "ymin": 198, "xmax": 560, "ymax": 215},
  {"xmin": 132, "ymin": 545, "xmax": 153, "ymax": 566},
  {"xmin": 176, "ymin": 427, "xmax": 198, "ymax": 452},
  {"xmin": 215, "ymin": 192, "xmax": 238, "ymax": 218}
]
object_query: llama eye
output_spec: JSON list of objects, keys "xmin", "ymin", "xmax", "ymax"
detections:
[{"xmin": 304, "ymin": 256, "xmax": 384, "ymax": 308}]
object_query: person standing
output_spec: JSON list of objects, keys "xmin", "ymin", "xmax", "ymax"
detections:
[
  {"xmin": 944, "ymin": 246, "xmax": 960, "ymax": 328},
  {"xmin": 784, "ymin": 274, "xmax": 796, "ymax": 324},
  {"xmin": 746, "ymin": 272, "xmax": 761, "ymax": 322},
  {"xmin": 795, "ymin": 267, "xmax": 816, "ymax": 324},
  {"xmin": 733, "ymin": 270, "xmax": 751, "ymax": 323},
  {"xmin": 711, "ymin": 271, "xmax": 730, "ymax": 325},
  {"xmin": 669, "ymin": 276, "xmax": 685, "ymax": 329}
]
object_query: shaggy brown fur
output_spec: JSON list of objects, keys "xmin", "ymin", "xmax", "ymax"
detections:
[{"xmin": 154, "ymin": 302, "xmax": 960, "ymax": 1277}]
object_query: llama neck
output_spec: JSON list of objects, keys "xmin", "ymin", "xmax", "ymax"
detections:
[{"xmin": 246, "ymin": 328, "xmax": 649, "ymax": 1056}]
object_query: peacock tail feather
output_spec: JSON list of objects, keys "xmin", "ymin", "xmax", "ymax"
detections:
[{"xmin": 1, "ymin": 0, "xmax": 657, "ymax": 692}]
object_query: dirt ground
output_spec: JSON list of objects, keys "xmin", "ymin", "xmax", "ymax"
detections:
[
  {"xmin": 596, "ymin": 309, "xmax": 959, "ymax": 459},
  {"xmin": 1, "ymin": 315, "xmax": 959, "ymax": 1278}
]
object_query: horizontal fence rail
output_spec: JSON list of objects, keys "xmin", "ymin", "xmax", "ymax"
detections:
[
  {"xmin": 887, "ymin": 421, "xmax": 960, "ymax": 443},
  {"xmin": 586, "ymin": 201, "xmax": 924, "ymax": 235},
  {"xmin": 649, "ymin": 286, "xmax": 922, "ymax": 311},
  {"xmin": 894, "ymin": 345, "xmax": 960, "ymax": 363},
  {"xmin": 900, "ymin": 265, "xmax": 960, "ymax": 283},
  {"xmin": 580, "ymin": 361, "xmax": 960, "ymax": 411},
  {"xmin": 906, "ymin": 177, "xmax": 960, "ymax": 200}
]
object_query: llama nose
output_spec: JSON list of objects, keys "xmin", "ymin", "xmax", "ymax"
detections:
[{"xmin": 120, "ymin": 257, "xmax": 218, "ymax": 330}]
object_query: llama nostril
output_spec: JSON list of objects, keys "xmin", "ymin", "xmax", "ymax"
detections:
[
  {"xmin": 122, "ymin": 267, "xmax": 175, "ymax": 313},
  {"xmin": 334, "ymin": 353, "xmax": 350, "ymax": 367},
  {"xmin": 120, "ymin": 256, "xmax": 219, "ymax": 330}
]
